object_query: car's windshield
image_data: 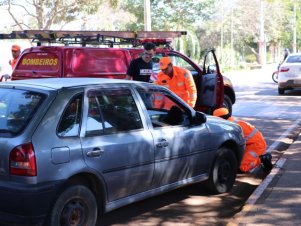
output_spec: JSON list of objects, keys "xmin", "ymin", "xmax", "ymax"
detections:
[{"xmin": 0, "ymin": 88, "xmax": 45, "ymax": 137}]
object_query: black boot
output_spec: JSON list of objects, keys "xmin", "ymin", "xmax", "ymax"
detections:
[{"xmin": 259, "ymin": 153, "xmax": 273, "ymax": 172}]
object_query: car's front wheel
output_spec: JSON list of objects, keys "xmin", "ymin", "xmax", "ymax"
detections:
[
  {"xmin": 223, "ymin": 94, "xmax": 233, "ymax": 116},
  {"xmin": 205, "ymin": 147, "xmax": 237, "ymax": 194},
  {"xmin": 49, "ymin": 184, "xmax": 97, "ymax": 226}
]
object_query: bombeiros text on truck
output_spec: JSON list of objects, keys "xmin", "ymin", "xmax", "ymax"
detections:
[{"xmin": 0, "ymin": 30, "xmax": 236, "ymax": 115}]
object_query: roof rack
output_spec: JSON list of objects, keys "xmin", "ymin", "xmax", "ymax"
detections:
[{"xmin": 0, "ymin": 30, "xmax": 187, "ymax": 47}]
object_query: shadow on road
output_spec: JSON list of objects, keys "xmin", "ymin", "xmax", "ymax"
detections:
[
  {"xmin": 98, "ymin": 179, "xmax": 259, "ymax": 226},
  {"xmin": 97, "ymin": 118, "xmax": 301, "ymax": 226}
]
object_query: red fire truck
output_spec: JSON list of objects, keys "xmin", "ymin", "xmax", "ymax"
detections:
[{"xmin": 0, "ymin": 30, "xmax": 235, "ymax": 114}]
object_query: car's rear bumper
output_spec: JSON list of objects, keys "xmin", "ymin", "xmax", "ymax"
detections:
[
  {"xmin": 0, "ymin": 180, "xmax": 64, "ymax": 225},
  {"xmin": 278, "ymin": 80, "xmax": 301, "ymax": 89}
]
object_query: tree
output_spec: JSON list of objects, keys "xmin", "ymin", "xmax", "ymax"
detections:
[
  {"xmin": 120, "ymin": 0, "xmax": 216, "ymax": 61},
  {"xmin": 80, "ymin": 3, "xmax": 136, "ymax": 31},
  {"xmin": 0, "ymin": 0, "xmax": 119, "ymax": 30},
  {"xmin": 227, "ymin": 0, "xmax": 296, "ymax": 64},
  {"xmin": 1, "ymin": 0, "xmax": 299, "ymax": 67},
  {"xmin": 200, "ymin": 0, "xmax": 291, "ymax": 65},
  {"xmin": 150, "ymin": 0, "xmax": 216, "ymax": 31}
]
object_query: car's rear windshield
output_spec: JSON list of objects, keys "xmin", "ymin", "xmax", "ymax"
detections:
[
  {"xmin": 0, "ymin": 88, "xmax": 45, "ymax": 137},
  {"xmin": 286, "ymin": 55, "xmax": 301, "ymax": 63}
]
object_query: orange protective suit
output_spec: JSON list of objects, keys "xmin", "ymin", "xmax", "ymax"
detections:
[
  {"xmin": 153, "ymin": 94, "xmax": 175, "ymax": 110},
  {"xmin": 10, "ymin": 58, "xmax": 19, "ymax": 69},
  {"xmin": 156, "ymin": 66, "xmax": 197, "ymax": 107},
  {"xmin": 229, "ymin": 117, "xmax": 267, "ymax": 172}
]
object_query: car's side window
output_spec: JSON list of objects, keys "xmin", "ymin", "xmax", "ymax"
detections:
[
  {"xmin": 57, "ymin": 95, "xmax": 82, "ymax": 137},
  {"xmin": 86, "ymin": 96, "xmax": 104, "ymax": 136},
  {"xmin": 87, "ymin": 87, "xmax": 143, "ymax": 135},
  {"xmin": 203, "ymin": 51, "xmax": 218, "ymax": 75},
  {"xmin": 137, "ymin": 87, "xmax": 190, "ymax": 127},
  {"xmin": 168, "ymin": 54, "xmax": 195, "ymax": 71}
]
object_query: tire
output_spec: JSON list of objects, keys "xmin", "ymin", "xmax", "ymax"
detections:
[
  {"xmin": 272, "ymin": 71, "xmax": 278, "ymax": 83},
  {"xmin": 223, "ymin": 94, "xmax": 233, "ymax": 116},
  {"xmin": 49, "ymin": 185, "xmax": 97, "ymax": 226},
  {"xmin": 278, "ymin": 87, "xmax": 285, "ymax": 95},
  {"xmin": 205, "ymin": 147, "xmax": 237, "ymax": 194}
]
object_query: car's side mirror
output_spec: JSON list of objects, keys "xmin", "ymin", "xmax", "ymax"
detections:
[{"xmin": 193, "ymin": 111, "xmax": 207, "ymax": 125}]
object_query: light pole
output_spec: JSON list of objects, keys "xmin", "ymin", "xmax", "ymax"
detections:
[
  {"xmin": 259, "ymin": 0, "xmax": 266, "ymax": 65},
  {"xmin": 230, "ymin": 5, "xmax": 234, "ymax": 66},
  {"xmin": 144, "ymin": 0, "xmax": 151, "ymax": 31},
  {"xmin": 293, "ymin": 0, "xmax": 297, "ymax": 52},
  {"xmin": 220, "ymin": 2, "xmax": 224, "ymax": 66}
]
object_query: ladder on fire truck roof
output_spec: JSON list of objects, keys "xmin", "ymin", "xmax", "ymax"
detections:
[{"xmin": 0, "ymin": 30, "xmax": 187, "ymax": 47}]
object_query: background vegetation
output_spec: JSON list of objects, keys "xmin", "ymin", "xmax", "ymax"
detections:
[{"xmin": 0, "ymin": 0, "xmax": 300, "ymax": 69}]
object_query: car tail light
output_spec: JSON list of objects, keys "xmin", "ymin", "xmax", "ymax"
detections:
[
  {"xmin": 280, "ymin": 67, "xmax": 289, "ymax": 72},
  {"xmin": 9, "ymin": 143, "xmax": 37, "ymax": 176}
]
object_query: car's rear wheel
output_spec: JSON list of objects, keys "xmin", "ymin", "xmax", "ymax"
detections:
[
  {"xmin": 49, "ymin": 185, "xmax": 97, "ymax": 226},
  {"xmin": 205, "ymin": 147, "xmax": 237, "ymax": 194},
  {"xmin": 278, "ymin": 87, "xmax": 285, "ymax": 95}
]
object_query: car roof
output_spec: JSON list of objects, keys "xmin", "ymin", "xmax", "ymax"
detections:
[{"xmin": 0, "ymin": 78, "xmax": 142, "ymax": 90}]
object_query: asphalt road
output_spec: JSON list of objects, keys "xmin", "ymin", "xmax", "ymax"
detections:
[{"xmin": 97, "ymin": 64, "xmax": 301, "ymax": 226}]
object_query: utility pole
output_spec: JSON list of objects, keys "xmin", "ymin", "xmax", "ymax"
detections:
[
  {"xmin": 259, "ymin": 0, "xmax": 266, "ymax": 65},
  {"xmin": 230, "ymin": 6, "xmax": 234, "ymax": 66},
  {"xmin": 144, "ymin": 0, "xmax": 152, "ymax": 31},
  {"xmin": 220, "ymin": 2, "xmax": 224, "ymax": 66},
  {"xmin": 293, "ymin": 0, "xmax": 297, "ymax": 52}
]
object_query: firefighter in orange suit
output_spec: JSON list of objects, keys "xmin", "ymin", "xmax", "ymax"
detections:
[
  {"xmin": 213, "ymin": 108, "xmax": 273, "ymax": 173},
  {"xmin": 155, "ymin": 57, "xmax": 197, "ymax": 108},
  {"xmin": 9, "ymin": 45, "xmax": 21, "ymax": 70}
]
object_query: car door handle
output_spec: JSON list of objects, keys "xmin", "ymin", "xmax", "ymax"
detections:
[
  {"xmin": 156, "ymin": 139, "xmax": 169, "ymax": 148},
  {"xmin": 86, "ymin": 148, "xmax": 103, "ymax": 157}
]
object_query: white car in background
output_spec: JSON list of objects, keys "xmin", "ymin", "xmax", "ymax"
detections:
[{"xmin": 278, "ymin": 53, "xmax": 301, "ymax": 94}]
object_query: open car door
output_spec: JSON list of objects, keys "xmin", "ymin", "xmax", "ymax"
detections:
[{"xmin": 194, "ymin": 49, "xmax": 224, "ymax": 114}]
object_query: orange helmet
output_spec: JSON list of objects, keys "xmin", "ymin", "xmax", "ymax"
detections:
[
  {"xmin": 159, "ymin": 57, "xmax": 171, "ymax": 70},
  {"xmin": 213, "ymin": 107, "xmax": 229, "ymax": 117},
  {"xmin": 11, "ymin": 45, "xmax": 21, "ymax": 51}
]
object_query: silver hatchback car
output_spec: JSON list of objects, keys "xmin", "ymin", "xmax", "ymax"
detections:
[{"xmin": 0, "ymin": 78, "xmax": 244, "ymax": 225}]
